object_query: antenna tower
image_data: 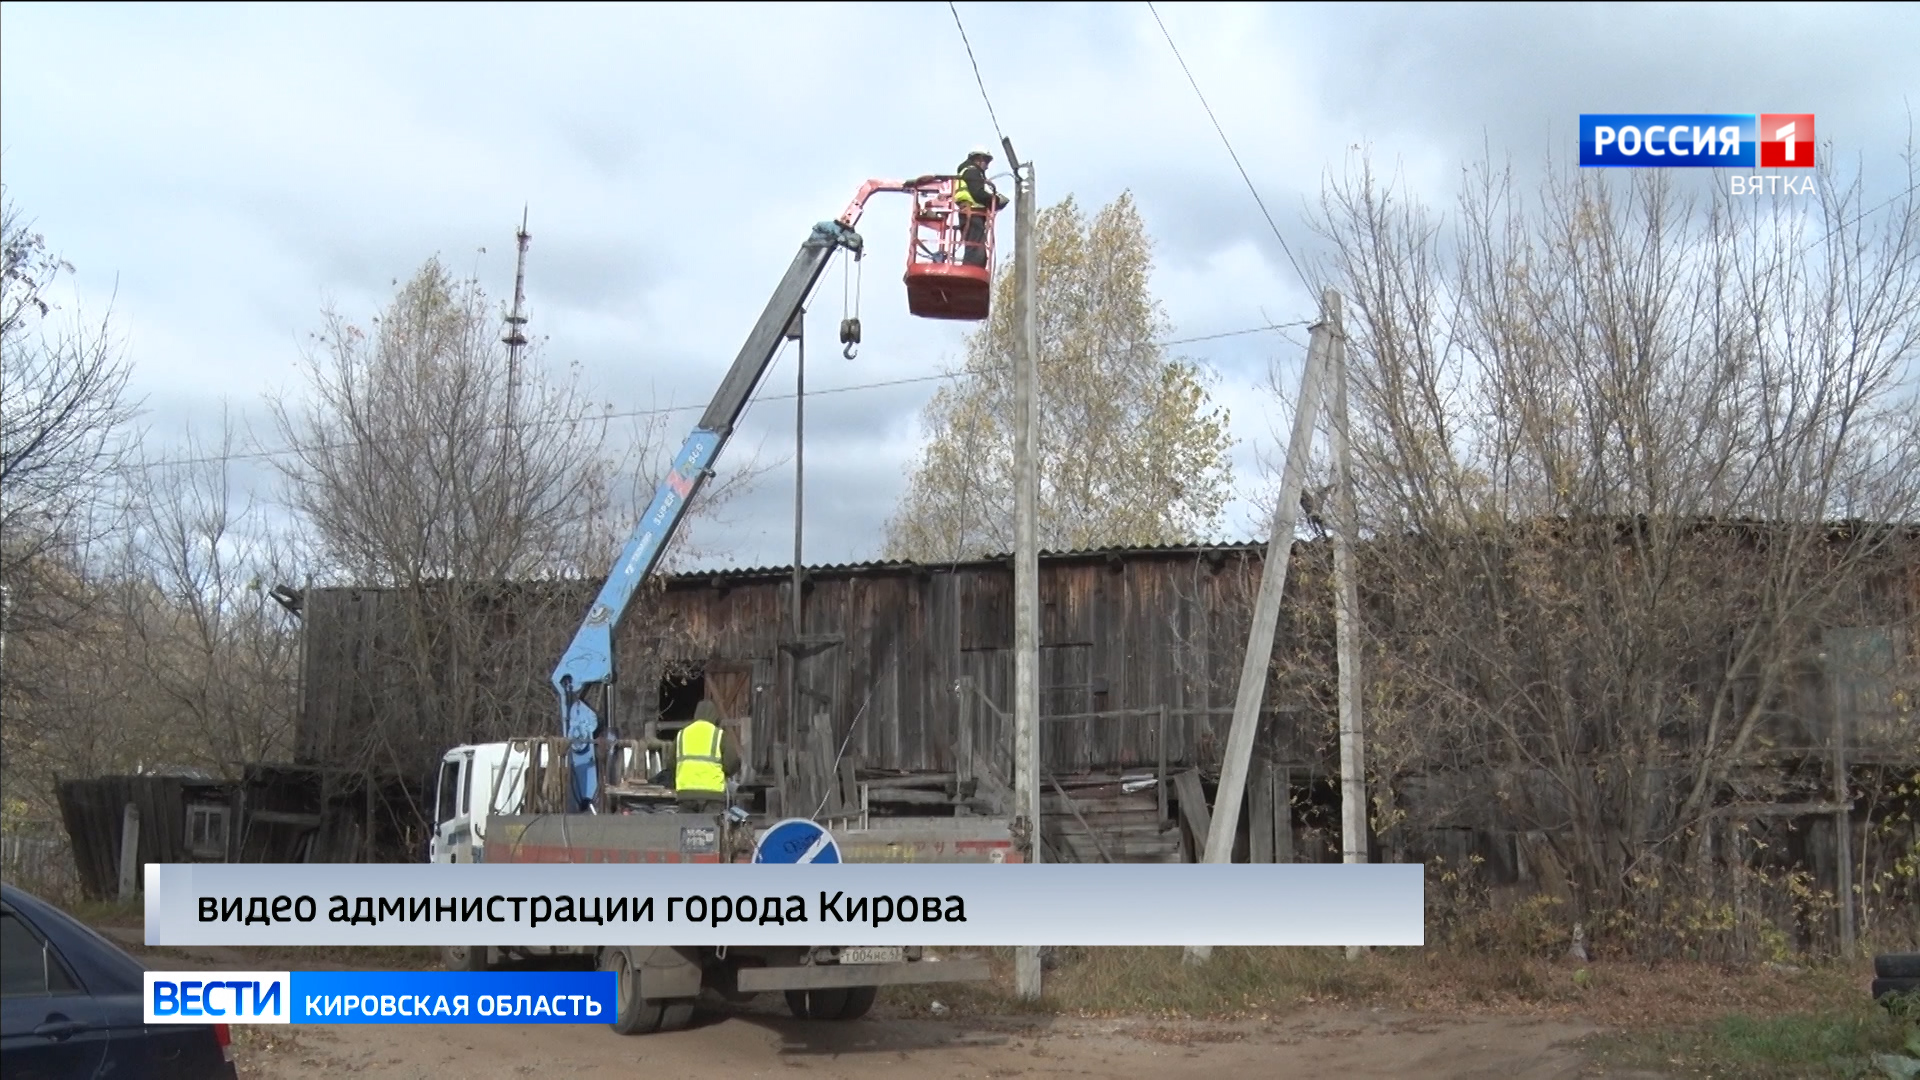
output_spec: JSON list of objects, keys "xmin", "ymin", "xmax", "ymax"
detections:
[{"xmin": 504, "ymin": 207, "xmax": 532, "ymax": 433}]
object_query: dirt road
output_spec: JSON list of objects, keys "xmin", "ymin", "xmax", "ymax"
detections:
[
  {"xmin": 102, "ymin": 931, "xmax": 1657, "ymax": 1079},
  {"xmin": 236, "ymin": 1004, "xmax": 1616, "ymax": 1080}
]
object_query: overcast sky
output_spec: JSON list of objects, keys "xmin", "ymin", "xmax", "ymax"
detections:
[{"xmin": 4, "ymin": 2, "xmax": 1915, "ymax": 573}]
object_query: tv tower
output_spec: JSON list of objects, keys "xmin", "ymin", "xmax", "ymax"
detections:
[{"xmin": 503, "ymin": 207, "xmax": 531, "ymax": 432}]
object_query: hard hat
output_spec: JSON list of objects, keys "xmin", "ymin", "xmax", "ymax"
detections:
[{"xmin": 969, "ymin": 145, "xmax": 994, "ymax": 160}]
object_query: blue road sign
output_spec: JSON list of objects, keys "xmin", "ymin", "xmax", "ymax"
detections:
[{"xmin": 753, "ymin": 817, "xmax": 842, "ymax": 864}]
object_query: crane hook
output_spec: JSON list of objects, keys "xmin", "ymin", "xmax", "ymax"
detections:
[{"xmin": 840, "ymin": 247, "xmax": 863, "ymax": 359}]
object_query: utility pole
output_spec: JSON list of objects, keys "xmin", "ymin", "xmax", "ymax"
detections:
[
  {"xmin": 788, "ymin": 309, "xmax": 806, "ymax": 762},
  {"xmin": 0, "ymin": 583, "xmax": 10, "ymax": 719},
  {"xmin": 1186, "ymin": 291, "xmax": 1334, "ymax": 965},
  {"xmin": 1005, "ymin": 137, "xmax": 1043, "ymax": 1002},
  {"xmin": 1327, "ymin": 291, "xmax": 1370, "ymax": 960},
  {"xmin": 1829, "ymin": 636, "xmax": 1855, "ymax": 955}
]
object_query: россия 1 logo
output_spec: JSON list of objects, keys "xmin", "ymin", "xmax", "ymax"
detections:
[{"xmin": 1580, "ymin": 114, "xmax": 1815, "ymax": 168}]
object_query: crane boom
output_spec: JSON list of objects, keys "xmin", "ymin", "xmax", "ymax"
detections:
[{"xmin": 552, "ymin": 184, "xmax": 913, "ymax": 809}]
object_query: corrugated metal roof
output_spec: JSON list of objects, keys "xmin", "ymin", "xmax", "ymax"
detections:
[{"xmin": 669, "ymin": 539, "xmax": 1276, "ymax": 581}]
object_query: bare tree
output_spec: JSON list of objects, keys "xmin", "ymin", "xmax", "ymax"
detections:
[
  {"xmin": 115, "ymin": 409, "xmax": 302, "ymax": 774},
  {"xmin": 265, "ymin": 257, "xmax": 768, "ymax": 788},
  {"xmin": 1, "ymin": 187, "xmax": 141, "ymax": 630},
  {"xmin": 0, "ymin": 410, "xmax": 306, "ymax": 828},
  {"xmin": 1302, "ymin": 146, "xmax": 1920, "ymax": 950},
  {"xmin": 0, "ymin": 186, "xmax": 144, "ymax": 834}
]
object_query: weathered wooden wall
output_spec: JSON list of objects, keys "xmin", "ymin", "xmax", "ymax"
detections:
[
  {"xmin": 294, "ymin": 544, "xmax": 1340, "ymax": 785},
  {"xmin": 57, "ymin": 776, "xmax": 233, "ymax": 900},
  {"xmin": 295, "ymin": 536, "xmax": 1916, "ymax": 785}
]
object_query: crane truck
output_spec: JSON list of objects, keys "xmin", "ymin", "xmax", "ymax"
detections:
[{"xmin": 428, "ymin": 175, "xmax": 1022, "ymax": 1034}]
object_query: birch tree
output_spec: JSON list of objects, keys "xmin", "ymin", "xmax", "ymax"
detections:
[{"xmin": 885, "ymin": 192, "xmax": 1236, "ymax": 561}]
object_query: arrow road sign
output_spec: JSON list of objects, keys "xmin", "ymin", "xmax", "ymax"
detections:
[{"xmin": 752, "ymin": 817, "xmax": 842, "ymax": 864}]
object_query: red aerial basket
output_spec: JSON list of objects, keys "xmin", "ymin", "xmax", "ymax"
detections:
[{"xmin": 901, "ymin": 178, "xmax": 996, "ymax": 321}]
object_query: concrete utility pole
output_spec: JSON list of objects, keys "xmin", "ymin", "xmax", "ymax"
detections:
[
  {"xmin": 788, "ymin": 310, "xmax": 806, "ymax": 636},
  {"xmin": 787, "ymin": 311, "xmax": 806, "ymax": 771},
  {"xmin": 1327, "ymin": 292, "xmax": 1370, "ymax": 961},
  {"xmin": 1005, "ymin": 137, "xmax": 1044, "ymax": 1002},
  {"xmin": 1186, "ymin": 291, "xmax": 1335, "ymax": 965}
]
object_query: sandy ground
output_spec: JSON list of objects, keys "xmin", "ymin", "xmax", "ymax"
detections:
[
  {"xmin": 102, "ymin": 930, "xmax": 1664, "ymax": 1080},
  {"xmin": 231, "ymin": 1006, "xmax": 1622, "ymax": 1080}
]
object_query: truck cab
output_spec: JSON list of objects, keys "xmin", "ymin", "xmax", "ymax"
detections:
[
  {"xmin": 429, "ymin": 742, "xmax": 530, "ymax": 864},
  {"xmin": 431, "ymin": 740, "xmax": 662, "ymax": 864}
]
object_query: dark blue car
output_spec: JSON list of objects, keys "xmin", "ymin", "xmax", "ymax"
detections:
[{"xmin": 1, "ymin": 883, "xmax": 238, "ymax": 1080}]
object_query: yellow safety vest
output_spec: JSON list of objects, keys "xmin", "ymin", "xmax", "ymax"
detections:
[
  {"xmin": 954, "ymin": 164, "xmax": 983, "ymax": 206},
  {"xmin": 675, "ymin": 719, "xmax": 726, "ymax": 796}
]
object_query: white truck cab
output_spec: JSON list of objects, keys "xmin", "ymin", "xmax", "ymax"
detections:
[
  {"xmin": 429, "ymin": 742, "xmax": 532, "ymax": 864},
  {"xmin": 429, "ymin": 740, "xmax": 656, "ymax": 863}
]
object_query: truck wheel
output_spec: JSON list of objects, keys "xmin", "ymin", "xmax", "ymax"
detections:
[
  {"xmin": 786, "ymin": 989, "xmax": 845, "ymax": 1019},
  {"xmin": 444, "ymin": 945, "xmax": 489, "ymax": 971},
  {"xmin": 836, "ymin": 986, "xmax": 878, "ymax": 1020},
  {"xmin": 605, "ymin": 949, "xmax": 667, "ymax": 1035},
  {"xmin": 785, "ymin": 987, "xmax": 875, "ymax": 1020},
  {"xmin": 658, "ymin": 1002, "xmax": 696, "ymax": 1032}
]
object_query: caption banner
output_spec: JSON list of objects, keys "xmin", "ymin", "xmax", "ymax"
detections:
[
  {"xmin": 146, "ymin": 862, "xmax": 1424, "ymax": 948},
  {"xmin": 143, "ymin": 971, "xmax": 617, "ymax": 1024}
]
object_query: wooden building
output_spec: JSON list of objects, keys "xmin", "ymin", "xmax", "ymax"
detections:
[
  {"xmin": 56, "ymin": 766, "xmax": 419, "ymax": 898},
  {"xmin": 292, "ymin": 532, "xmax": 1918, "ymax": 887},
  {"xmin": 296, "ymin": 542, "xmax": 1337, "ymax": 864}
]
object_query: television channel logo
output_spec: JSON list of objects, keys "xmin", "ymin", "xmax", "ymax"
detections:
[
  {"xmin": 1580, "ymin": 114, "xmax": 1814, "ymax": 169},
  {"xmin": 146, "ymin": 971, "xmax": 292, "ymax": 1024}
]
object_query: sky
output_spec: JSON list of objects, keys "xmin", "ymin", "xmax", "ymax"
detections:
[{"xmin": 4, "ymin": 1, "xmax": 1916, "ymax": 574}]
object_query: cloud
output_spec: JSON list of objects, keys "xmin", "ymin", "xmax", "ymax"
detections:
[{"xmin": 4, "ymin": 2, "xmax": 1913, "ymax": 572}]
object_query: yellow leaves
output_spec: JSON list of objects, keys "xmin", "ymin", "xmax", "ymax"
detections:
[{"xmin": 887, "ymin": 192, "xmax": 1236, "ymax": 561}]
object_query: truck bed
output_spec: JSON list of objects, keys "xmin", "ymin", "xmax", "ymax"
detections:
[{"xmin": 482, "ymin": 813, "xmax": 1025, "ymax": 865}]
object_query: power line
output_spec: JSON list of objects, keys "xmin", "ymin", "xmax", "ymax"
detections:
[
  {"xmin": 1145, "ymin": 2, "xmax": 1319, "ymax": 316},
  {"xmin": 947, "ymin": 2, "xmax": 1007, "ymax": 147},
  {"xmin": 124, "ymin": 321, "xmax": 1313, "ymax": 472},
  {"xmin": 1811, "ymin": 178, "xmax": 1920, "ymax": 248}
]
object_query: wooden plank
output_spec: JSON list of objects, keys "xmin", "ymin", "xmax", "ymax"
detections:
[
  {"xmin": 1172, "ymin": 770, "xmax": 1211, "ymax": 862},
  {"xmin": 249, "ymin": 810, "xmax": 324, "ymax": 827},
  {"xmin": 1046, "ymin": 774, "xmax": 1114, "ymax": 863},
  {"xmin": 1048, "ymin": 824, "xmax": 1179, "ymax": 842},
  {"xmin": 118, "ymin": 803, "xmax": 140, "ymax": 901},
  {"xmin": 861, "ymin": 775, "xmax": 957, "ymax": 791},
  {"xmin": 957, "ymin": 691, "xmax": 975, "ymax": 787},
  {"xmin": 1157, "ymin": 704, "xmax": 1170, "ymax": 821},
  {"xmin": 971, "ymin": 751, "xmax": 1013, "ymax": 815},
  {"xmin": 806, "ymin": 714, "xmax": 834, "ymax": 815},
  {"xmin": 1250, "ymin": 760, "xmax": 1275, "ymax": 863},
  {"xmin": 866, "ymin": 789, "xmax": 959, "ymax": 806},
  {"xmin": 1047, "ymin": 834, "xmax": 1181, "ymax": 860},
  {"xmin": 838, "ymin": 757, "xmax": 858, "ymax": 820},
  {"xmin": 1275, "ymin": 766, "xmax": 1294, "ymax": 862}
]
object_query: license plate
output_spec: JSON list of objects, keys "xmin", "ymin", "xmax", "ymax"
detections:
[{"xmin": 840, "ymin": 946, "xmax": 904, "ymax": 965}]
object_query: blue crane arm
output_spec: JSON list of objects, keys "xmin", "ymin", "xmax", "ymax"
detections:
[{"xmin": 551, "ymin": 218, "xmax": 866, "ymax": 808}]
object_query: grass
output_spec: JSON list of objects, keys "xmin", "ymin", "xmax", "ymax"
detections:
[
  {"xmin": 889, "ymin": 945, "xmax": 1877, "ymax": 1028},
  {"xmin": 60, "ymin": 897, "xmax": 144, "ymax": 927},
  {"xmin": 1585, "ymin": 998, "xmax": 1920, "ymax": 1079}
]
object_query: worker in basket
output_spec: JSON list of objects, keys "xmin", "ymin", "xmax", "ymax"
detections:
[
  {"xmin": 954, "ymin": 146, "xmax": 1009, "ymax": 268},
  {"xmin": 665, "ymin": 699, "xmax": 741, "ymax": 815}
]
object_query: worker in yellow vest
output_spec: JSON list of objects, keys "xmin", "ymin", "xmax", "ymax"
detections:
[
  {"xmin": 952, "ymin": 146, "xmax": 1008, "ymax": 268},
  {"xmin": 670, "ymin": 699, "xmax": 741, "ymax": 814}
]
